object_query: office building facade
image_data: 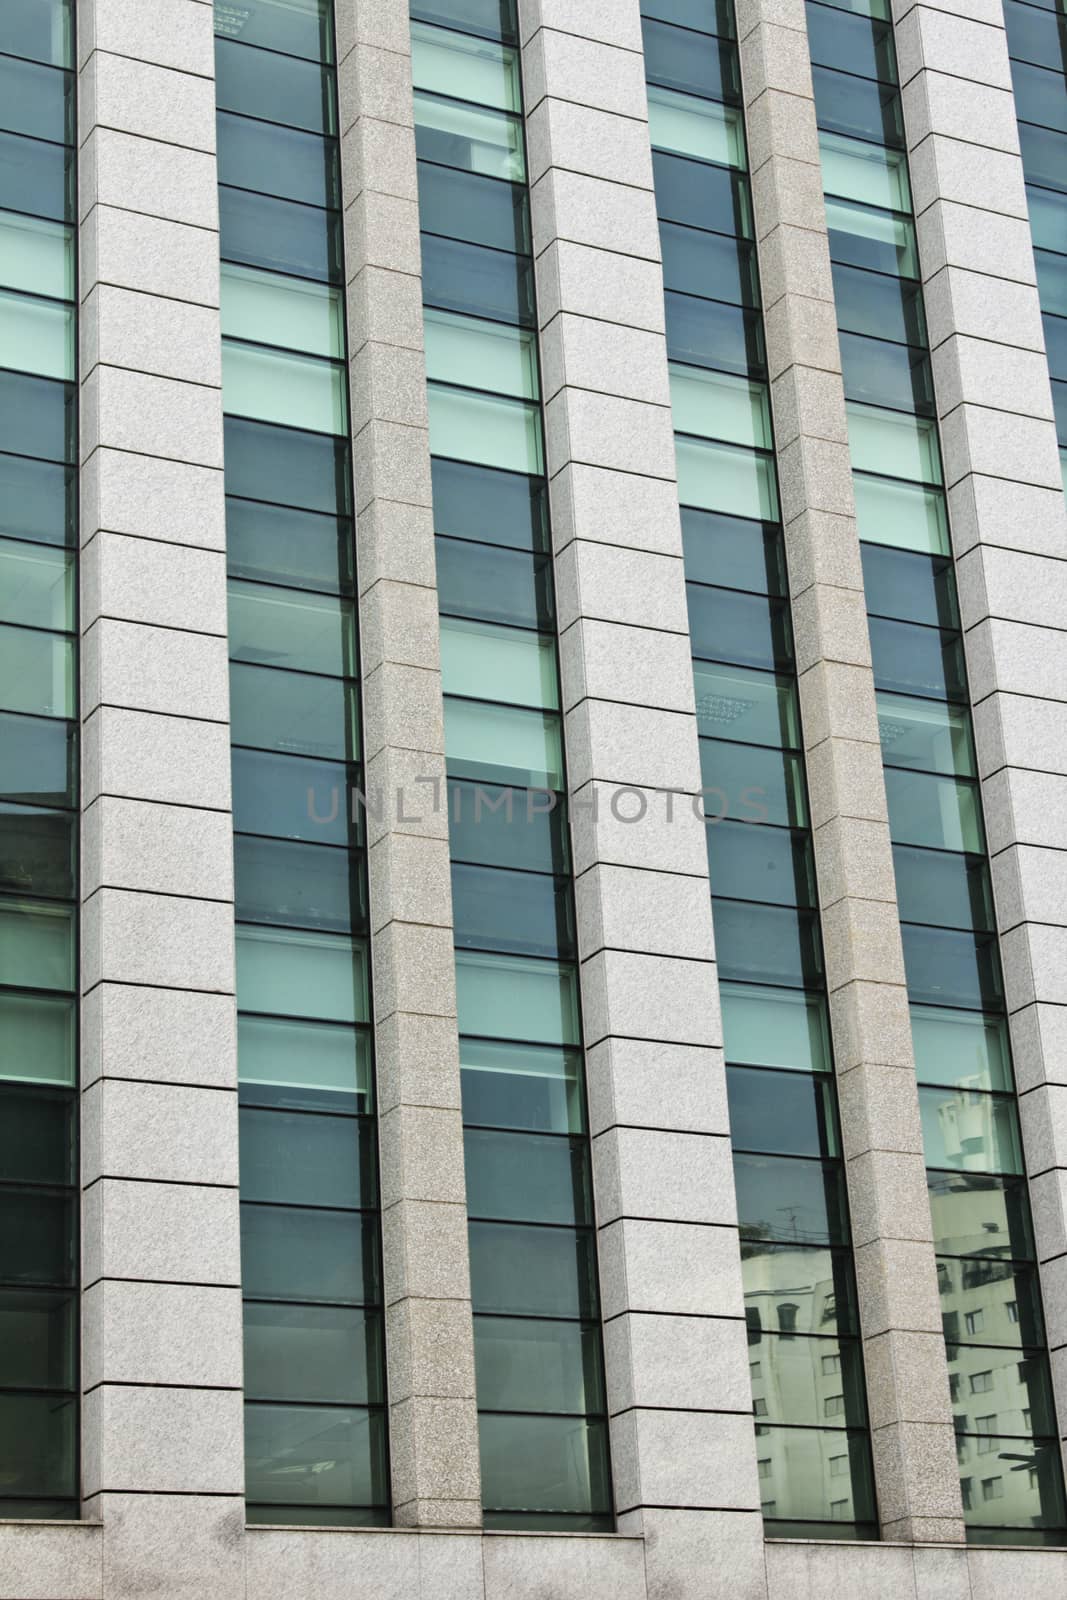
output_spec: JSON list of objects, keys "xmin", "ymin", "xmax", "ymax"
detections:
[{"xmin": 2, "ymin": 0, "xmax": 1067, "ymax": 1592}]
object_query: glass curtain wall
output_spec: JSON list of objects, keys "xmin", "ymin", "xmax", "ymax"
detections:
[
  {"xmin": 410, "ymin": 0, "xmax": 612, "ymax": 1532},
  {"xmin": 0, "ymin": 0, "xmax": 78, "ymax": 1519},
  {"xmin": 806, "ymin": 0, "xmax": 1067, "ymax": 1541},
  {"xmin": 642, "ymin": 0, "xmax": 875, "ymax": 1539},
  {"xmin": 214, "ymin": 0, "xmax": 388, "ymax": 1526},
  {"xmin": 1003, "ymin": 0, "xmax": 1067, "ymax": 493}
]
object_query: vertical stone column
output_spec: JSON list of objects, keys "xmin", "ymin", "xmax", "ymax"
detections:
[
  {"xmin": 78, "ymin": 2, "xmax": 245, "ymax": 1595},
  {"xmin": 517, "ymin": 4, "xmax": 767, "ymax": 1596},
  {"xmin": 736, "ymin": 0, "xmax": 965, "ymax": 1542},
  {"xmin": 894, "ymin": 0, "xmax": 1067, "ymax": 1478},
  {"xmin": 337, "ymin": 0, "xmax": 481, "ymax": 1529}
]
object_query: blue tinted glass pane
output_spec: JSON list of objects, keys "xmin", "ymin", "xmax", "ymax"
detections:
[
  {"xmin": 1004, "ymin": 0, "xmax": 1067, "ymax": 67},
  {"xmin": 224, "ymin": 416, "xmax": 349, "ymax": 514},
  {"xmin": 235, "ymin": 834, "xmax": 366, "ymax": 934},
  {"xmin": 660, "ymin": 221, "xmax": 759, "ymax": 305},
  {"xmin": 465, "ymin": 1129, "xmax": 592, "ymax": 1225},
  {"xmin": 448, "ymin": 779, "xmax": 568, "ymax": 873},
  {"xmin": 714, "ymin": 900, "xmax": 824, "ymax": 987},
  {"xmin": 217, "ymin": 110, "xmax": 340, "ymax": 208},
  {"xmin": 240, "ymin": 1205, "xmax": 381, "ymax": 1304},
  {"xmin": 219, "ymin": 186, "xmax": 341, "ymax": 282},
  {"xmin": 833, "ymin": 262, "xmax": 926, "ymax": 345},
  {"xmin": 230, "ymin": 664, "xmax": 360, "ymax": 763},
  {"xmin": 0, "ymin": 713, "xmax": 74, "ymax": 806},
  {"xmin": 215, "ymin": 38, "xmax": 336, "ymax": 134},
  {"xmin": 436, "ymin": 535, "xmax": 553, "ymax": 630},
  {"xmin": 410, "ymin": 0, "xmax": 519, "ymax": 43},
  {"xmin": 666, "ymin": 294, "xmax": 765, "ymax": 375},
  {"xmin": 861, "ymin": 544, "xmax": 958, "ymax": 627},
  {"xmin": 681, "ymin": 508, "xmax": 786, "ymax": 594},
  {"xmin": 894, "ymin": 846, "xmax": 994, "ymax": 932},
  {"xmin": 226, "ymin": 497, "xmax": 353, "ymax": 593},
  {"xmin": 0, "ymin": 0, "xmax": 71, "ymax": 67},
  {"xmin": 1013, "ymin": 59, "xmax": 1067, "ymax": 135},
  {"xmin": 421, "ymin": 234, "xmax": 534, "ymax": 325},
  {"xmin": 807, "ymin": 0, "xmax": 896, "ymax": 81},
  {"xmin": 0, "ymin": 371, "xmax": 73, "ymax": 463},
  {"xmin": 701, "ymin": 739, "xmax": 808, "ymax": 828},
  {"xmin": 0, "ymin": 805, "xmax": 74, "ymax": 900},
  {"xmin": 812, "ymin": 65, "xmax": 903, "ymax": 145},
  {"xmin": 0, "ymin": 131, "xmax": 72, "ymax": 222},
  {"xmin": 688, "ymin": 585, "xmax": 793, "ymax": 670},
  {"xmin": 468, "ymin": 1220, "xmax": 599, "ymax": 1316},
  {"xmin": 1020, "ymin": 120, "xmax": 1067, "ymax": 193},
  {"xmin": 727, "ymin": 1065, "xmax": 839, "ymax": 1158},
  {"xmin": 642, "ymin": 17, "xmax": 740, "ymax": 102},
  {"xmin": 841, "ymin": 332, "xmax": 934, "ymax": 414},
  {"xmin": 0, "ymin": 453, "xmax": 72, "ymax": 545},
  {"xmin": 451, "ymin": 863, "xmax": 574, "ymax": 959},
  {"xmin": 213, "ymin": 0, "xmax": 332, "ymax": 61},
  {"xmin": 734, "ymin": 1152, "xmax": 851, "ymax": 1245},
  {"xmin": 706, "ymin": 820, "xmax": 816, "ymax": 907},
  {"xmin": 232, "ymin": 749, "xmax": 358, "ymax": 847},
  {"xmin": 902, "ymin": 925, "xmax": 1005, "ymax": 1012},
  {"xmin": 652, "ymin": 149, "xmax": 751, "ymax": 234},
  {"xmin": 0, "ymin": 57, "xmax": 71, "ymax": 144},
  {"xmin": 869, "ymin": 616, "xmax": 968, "ymax": 700},
  {"xmin": 417, "ymin": 161, "xmax": 529, "ymax": 253},
  {"xmin": 431, "ymin": 457, "xmax": 548, "ymax": 551}
]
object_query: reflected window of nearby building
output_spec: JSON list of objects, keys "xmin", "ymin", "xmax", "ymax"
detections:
[
  {"xmin": 821, "ymin": 1353, "xmax": 842, "ymax": 1375},
  {"xmin": 824, "ymin": 1394, "xmax": 845, "ymax": 1418},
  {"xmin": 830, "ymin": 1455, "xmax": 849, "ymax": 1478},
  {"xmin": 970, "ymin": 1371, "xmax": 993, "ymax": 1394},
  {"xmin": 777, "ymin": 1302, "xmax": 799, "ymax": 1336},
  {"xmin": 965, "ymin": 1310, "xmax": 984, "ymax": 1335},
  {"xmin": 758, "ymin": 1457, "xmax": 773, "ymax": 1480},
  {"xmin": 982, "ymin": 1477, "xmax": 1004, "ymax": 1502},
  {"xmin": 961, "ymin": 1478, "xmax": 973, "ymax": 1510},
  {"xmin": 1006, "ymin": 1300, "xmax": 1019, "ymax": 1323}
]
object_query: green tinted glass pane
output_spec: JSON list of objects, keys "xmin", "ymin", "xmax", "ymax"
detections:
[
  {"xmin": 721, "ymin": 981, "xmax": 832, "ymax": 1071},
  {"xmin": 700, "ymin": 738, "xmax": 808, "ymax": 828},
  {"xmin": 469, "ymin": 1219, "xmax": 599, "ymax": 1317},
  {"xmin": 825, "ymin": 195, "xmax": 918, "ymax": 277},
  {"xmin": 213, "ymin": 0, "xmax": 331, "ymax": 61},
  {"xmin": 912, "ymin": 1006, "xmax": 1012, "ymax": 1093},
  {"xmin": 221, "ymin": 264, "xmax": 343, "ymax": 358},
  {"xmin": 238, "ymin": 1014, "xmax": 372, "ymax": 1104},
  {"xmin": 675, "ymin": 436, "xmax": 779, "ymax": 519},
  {"xmin": 853, "ymin": 471, "xmax": 949, "ymax": 553},
  {"xmin": 742, "ymin": 1243, "xmax": 860, "ymax": 1336},
  {"xmin": 228, "ymin": 580, "xmax": 357, "ymax": 678},
  {"xmin": 415, "ymin": 91, "xmax": 525, "ymax": 181},
  {"xmin": 460, "ymin": 1038, "xmax": 584, "ymax": 1134},
  {"xmin": 947, "ymin": 1345, "xmax": 1058, "ymax": 1439},
  {"xmin": 919, "ymin": 1085, "xmax": 1023, "ymax": 1176},
  {"xmin": 474, "ymin": 1315, "xmax": 603, "ymax": 1414},
  {"xmin": 0, "ymin": 1288, "xmax": 73, "ymax": 1388},
  {"xmin": 411, "ymin": 20, "xmax": 521, "ymax": 111},
  {"xmin": 465, "ymin": 1127, "xmax": 591, "ymax": 1225},
  {"xmin": 235, "ymin": 926, "xmax": 369, "ymax": 1023},
  {"xmin": 230, "ymin": 663, "xmax": 361, "ymax": 762},
  {"xmin": 0, "ymin": 0, "xmax": 72, "ymax": 66},
  {"xmin": 425, "ymin": 309, "xmax": 539, "ymax": 399},
  {"xmin": 753, "ymin": 1423, "xmax": 876, "ymax": 1527},
  {"xmin": 885, "ymin": 767, "xmax": 983, "ymax": 853},
  {"xmin": 647, "ymin": 83, "xmax": 745, "ymax": 165},
  {"xmin": 223, "ymin": 341, "xmax": 347, "ymax": 434},
  {"xmin": 878, "ymin": 692, "xmax": 975, "ymax": 777},
  {"xmin": 0, "ymin": 538, "xmax": 72, "ymax": 631},
  {"xmin": 728, "ymin": 1064, "xmax": 838, "ymax": 1157},
  {"xmin": 240, "ymin": 1205, "xmax": 380, "ymax": 1305},
  {"xmin": 848, "ymin": 402, "xmax": 942, "ymax": 485},
  {"xmin": 0, "ymin": 990, "xmax": 73, "ymax": 1085},
  {"xmin": 479, "ymin": 1413, "xmax": 611, "ymax": 1516},
  {"xmin": 244, "ymin": 1403, "xmax": 387, "ymax": 1509},
  {"xmin": 244, "ymin": 1304, "xmax": 382, "ymax": 1405},
  {"xmin": 440, "ymin": 616, "xmax": 558, "ymax": 710},
  {"xmin": 748, "ymin": 1332, "xmax": 867, "ymax": 1428},
  {"xmin": 928, "ymin": 1172, "xmax": 1034, "ymax": 1260},
  {"xmin": 0, "ymin": 214, "xmax": 72, "ymax": 301},
  {"xmin": 0, "ymin": 291, "xmax": 73, "ymax": 382},
  {"xmin": 940, "ymin": 1258, "xmax": 1046, "ymax": 1349},
  {"xmin": 0, "ymin": 901, "xmax": 72, "ymax": 992},
  {"xmin": 734, "ymin": 1151, "xmax": 850, "ymax": 1245},
  {"xmin": 820, "ymin": 129, "xmax": 911, "ymax": 211},
  {"xmin": 693, "ymin": 662, "xmax": 800, "ymax": 747},
  {"xmin": 455, "ymin": 951, "xmax": 579, "ymax": 1045},
  {"xmin": 428, "ymin": 383, "xmax": 543, "ymax": 472},
  {"xmin": 671, "ymin": 365, "xmax": 772, "ymax": 448},
  {"xmin": 957, "ymin": 1437, "xmax": 1067, "ymax": 1534},
  {"xmin": 444, "ymin": 696, "xmax": 563, "ymax": 788},
  {"xmin": 0, "ymin": 1393, "xmax": 75, "ymax": 1498},
  {"xmin": 0, "ymin": 625, "xmax": 73, "ymax": 717}
]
